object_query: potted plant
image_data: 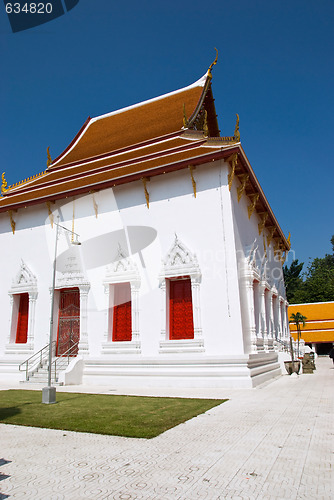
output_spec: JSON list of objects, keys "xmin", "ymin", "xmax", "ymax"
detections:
[
  {"xmin": 290, "ymin": 312, "xmax": 307, "ymax": 358},
  {"xmin": 284, "ymin": 312, "xmax": 307, "ymax": 375}
]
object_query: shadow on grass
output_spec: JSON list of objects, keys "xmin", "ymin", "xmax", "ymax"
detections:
[
  {"xmin": 0, "ymin": 390, "xmax": 227, "ymax": 438},
  {"xmin": 0, "ymin": 406, "xmax": 23, "ymax": 420}
]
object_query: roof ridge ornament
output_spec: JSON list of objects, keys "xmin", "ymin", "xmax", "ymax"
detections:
[
  {"xmin": 234, "ymin": 114, "xmax": 240, "ymax": 142},
  {"xmin": 1, "ymin": 172, "xmax": 8, "ymax": 196},
  {"xmin": 183, "ymin": 103, "xmax": 189, "ymax": 128},
  {"xmin": 207, "ymin": 48, "xmax": 218, "ymax": 78},
  {"xmin": 47, "ymin": 147, "xmax": 52, "ymax": 167}
]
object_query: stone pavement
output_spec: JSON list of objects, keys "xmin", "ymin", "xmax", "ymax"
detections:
[{"xmin": 0, "ymin": 358, "xmax": 333, "ymax": 500}]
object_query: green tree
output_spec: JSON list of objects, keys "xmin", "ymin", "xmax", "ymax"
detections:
[
  {"xmin": 286, "ymin": 235, "xmax": 334, "ymax": 304},
  {"xmin": 283, "ymin": 259, "xmax": 304, "ymax": 303},
  {"xmin": 293, "ymin": 236, "xmax": 334, "ymax": 303},
  {"xmin": 289, "ymin": 312, "xmax": 307, "ymax": 357}
]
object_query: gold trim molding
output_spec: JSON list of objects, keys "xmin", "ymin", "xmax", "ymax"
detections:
[
  {"xmin": 189, "ymin": 166, "xmax": 197, "ymax": 198},
  {"xmin": 234, "ymin": 114, "xmax": 240, "ymax": 142},
  {"xmin": 47, "ymin": 147, "xmax": 52, "ymax": 167},
  {"xmin": 183, "ymin": 103, "xmax": 188, "ymax": 128},
  {"xmin": 1, "ymin": 172, "xmax": 8, "ymax": 195},
  {"xmin": 266, "ymin": 227, "xmax": 276, "ymax": 247},
  {"xmin": 247, "ymin": 193, "xmax": 259, "ymax": 219},
  {"xmin": 8, "ymin": 210, "xmax": 16, "ymax": 234},
  {"xmin": 46, "ymin": 201, "xmax": 54, "ymax": 228},
  {"xmin": 207, "ymin": 47, "xmax": 218, "ymax": 78},
  {"xmin": 263, "ymin": 234, "xmax": 267, "ymax": 258},
  {"xmin": 258, "ymin": 213, "xmax": 268, "ymax": 235},
  {"xmin": 142, "ymin": 177, "xmax": 150, "ymax": 208},
  {"xmin": 227, "ymin": 153, "xmax": 238, "ymax": 191},
  {"xmin": 237, "ymin": 174, "xmax": 249, "ymax": 202}
]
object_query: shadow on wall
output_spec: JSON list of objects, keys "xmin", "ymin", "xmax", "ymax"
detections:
[{"xmin": 57, "ymin": 226, "xmax": 157, "ymax": 271}]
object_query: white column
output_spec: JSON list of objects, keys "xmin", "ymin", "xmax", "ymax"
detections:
[
  {"xmin": 266, "ymin": 290, "xmax": 274, "ymax": 350},
  {"xmin": 7, "ymin": 295, "xmax": 14, "ymax": 344},
  {"xmin": 27, "ymin": 292, "xmax": 38, "ymax": 348},
  {"xmin": 160, "ymin": 281, "xmax": 167, "ymax": 341},
  {"xmin": 282, "ymin": 301, "xmax": 288, "ymax": 340},
  {"xmin": 286, "ymin": 302, "xmax": 290, "ymax": 340},
  {"xmin": 131, "ymin": 283, "xmax": 140, "ymax": 342},
  {"xmin": 276, "ymin": 298, "xmax": 282, "ymax": 340},
  {"xmin": 259, "ymin": 283, "xmax": 268, "ymax": 350},
  {"xmin": 253, "ymin": 281, "xmax": 264, "ymax": 351},
  {"xmin": 103, "ymin": 284, "xmax": 110, "ymax": 343},
  {"xmin": 78, "ymin": 285, "xmax": 90, "ymax": 355},
  {"xmin": 191, "ymin": 277, "xmax": 202, "ymax": 340},
  {"xmin": 241, "ymin": 275, "xmax": 257, "ymax": 353}
]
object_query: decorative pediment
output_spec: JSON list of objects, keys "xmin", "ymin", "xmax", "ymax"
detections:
[
  {"xmin": 104, "ymin": 244, "xmax": 140, "ymax": 285},
  {"xmin": 246, "ymin": 240, "xmax": 259, "ymax": 271},
  {"xmin": 260, "ymin": 258, "xmax": 269, "ymax": 283},
  {"xmin": 55, "ymin": 247, "xmax": 90, "ymax": 289},
  {"xmin": 161, "ymin": 235, "xmax": 200, "ymax": 279},
  {"xmin": 10, "ymin": 260, "xmax": 37, "ymax": 295}
]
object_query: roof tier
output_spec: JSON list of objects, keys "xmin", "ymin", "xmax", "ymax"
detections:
[{"xmin": 0, "ymin": 69, "xmax": 290, "ymax": 252}]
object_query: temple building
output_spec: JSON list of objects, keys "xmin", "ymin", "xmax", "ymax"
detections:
[
  {"xmin": 289, "ymin": 302, "xmax": 334, "ymax": 355},
  {"xmin": 0, "ymin": 58, "xmax": 291, "ymax": 388}
]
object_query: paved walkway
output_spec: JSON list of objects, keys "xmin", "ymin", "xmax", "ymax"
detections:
[{"xmin": 0, "ymin": 358, "xmax": 333, "ymax": 500}]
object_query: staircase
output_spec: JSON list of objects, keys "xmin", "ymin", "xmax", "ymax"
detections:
[{"xmin": 19, "ymin": 341, "xmax": 79, "ymax": 385}]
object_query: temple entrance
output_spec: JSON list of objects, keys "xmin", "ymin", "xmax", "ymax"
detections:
[
  {"xmin": 57, "ymin": 288, "xmax": 80, "ymax": 356},
  {"xmin": 169, "ymin": 277, "xmax": 194, "ymax": 340}
]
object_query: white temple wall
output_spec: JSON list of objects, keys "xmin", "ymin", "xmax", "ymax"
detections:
[
  {"xmin": 229, "ymin": 169, "xmax": 286, "ymax": 353},
  {"xmin": 0, "ymin": 159, "xmax": 246, "ymax": 360}
]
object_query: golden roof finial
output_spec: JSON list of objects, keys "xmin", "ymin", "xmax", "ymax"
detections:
[
  {"xmin": 183, "ymin": 103, "xmax": 188, "ymax": 128},
  {"xmin": 47, "ymin": 147, "xmax": 52, "ymax": 167},
  {"xmin": 207, "ymin": 48, "xmax": 218, "ymax": 78},
  {"xmin": 234, "ymin": 114, "xmax": 240, "ymax": 142},
  {"xmin": 1, "ymin": 172, "xmax": 8, "ymax": 195}
]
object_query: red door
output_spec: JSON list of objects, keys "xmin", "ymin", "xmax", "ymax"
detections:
[
  {"xmin": 15, "ymin": 293, "xmax": 29, "ymax": 344},
  {"xmin": 112, "ymin": 283, "xmax": 132, "ymax": 341},
  {"xmin": 57, "ymin": 288, "xmax": 80, "ymax": 356},
  {"xmin": 169, "ymin": 278, "xmax": 194, "ymax": 340}
]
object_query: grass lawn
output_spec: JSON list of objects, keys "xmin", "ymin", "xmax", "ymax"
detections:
[{"xmin": 0, "ymin": 390, "xmax": 227, "ymax": 439}]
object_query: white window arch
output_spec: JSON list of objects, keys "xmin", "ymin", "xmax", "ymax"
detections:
[
  {"xmin": 159, "ymin": 235, "xmax": 204, "ymax": 353},
  {"xmin": 102, "ymin": 244, "xmax": 141, "ymax": 354},
  {"xmin": 6, "ymin": 260, "xmax": 38, "ymax": 355}
]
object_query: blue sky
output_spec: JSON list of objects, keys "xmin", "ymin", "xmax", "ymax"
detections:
[{"xmin": 0, "ymin": 0, "xmax": 333, "ymax": 271}]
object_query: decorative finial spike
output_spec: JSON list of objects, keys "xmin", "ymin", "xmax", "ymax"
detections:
[
  {"xmin": 47, "ymin": 147, "xmax": 52, "ymax": 167},
  {"xmin": 1, "ymin": 172, "xmax": 8, "ymax": 195},
  {"xmin": 234, "ymin": 114, "xmax": 240, "ymax": 142},
  {"xmin": 207, "ymin": 47, "xmax": 218, "ymax": 78},
  {"xmin": 183, "ymin": 103, "xmax": 188, "ymax": 128}
]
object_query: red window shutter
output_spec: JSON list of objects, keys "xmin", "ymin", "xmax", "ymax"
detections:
[
  {"xmin": 112, "ymin": 283, "xmax": 132, "ymax": 341},
  {"xmin": 169, "ymin": 278, "xmax": 194, "ymax": 340},
  {"xmin": 15, "ymin": 293, "xmax": 29, "ymax": 344}
]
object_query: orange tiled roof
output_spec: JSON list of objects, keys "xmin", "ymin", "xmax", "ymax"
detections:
[
  {"xmin": 0, "ymin": 139, "xmax": 224, "ymax": 208},
  {"xmin": 52, "ymin": 76, "xmax": 208, "ymax": 167},
  {"xmin": 289, "ymin": 302, "xmax": 334, "ymax": 342},
  {"xmin": 0, "ymin": 69, "xmax": 290, "ymax": 251}
]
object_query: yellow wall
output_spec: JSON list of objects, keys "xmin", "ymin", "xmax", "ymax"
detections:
[{"xmin": 289, "ymin": 302, "xmax": 334, "ymax": 343}]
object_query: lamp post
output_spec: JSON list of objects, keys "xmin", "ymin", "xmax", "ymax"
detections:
[{"xmin": 42, "ymin": 216, "xmax": 81, "ymax": 404}]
